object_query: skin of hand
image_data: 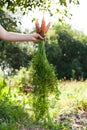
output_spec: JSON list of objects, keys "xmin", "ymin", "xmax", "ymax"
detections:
[{"xmin": 0, "ymin": 25, "xmax": 44, "ymax": 42}]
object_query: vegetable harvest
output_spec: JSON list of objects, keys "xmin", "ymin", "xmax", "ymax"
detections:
[{"xmin": 31, "ymin": 16, "xmax": 60, "ymax": 121}]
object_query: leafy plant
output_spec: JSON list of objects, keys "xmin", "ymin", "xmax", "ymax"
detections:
[
  {"xmin": 7, "ymin": 67, "xmax": 33, "ymax": 91},
  {"xmin": 0, "ymin": 71, "xmax": 8, "ymax": 98},
  {"xmin": 48, "ymin": 23, "xmax": 87, "ymax": 79},
  {"xmin": 30, "ymin": 17, "xmax": 60, "ymax": 121}
]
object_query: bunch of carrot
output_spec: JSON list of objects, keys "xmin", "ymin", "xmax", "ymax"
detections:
[{"xmin": 31, "ymin": 16, "xmax": 60, "ymax": 121}]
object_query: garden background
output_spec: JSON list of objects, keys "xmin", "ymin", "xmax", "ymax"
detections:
[{"xmin": 0, "ymin": 0, "xmax": 87, "ymax": 129}]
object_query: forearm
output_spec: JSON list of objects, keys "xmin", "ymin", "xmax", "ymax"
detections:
[{"xmin": 2, "ymin": 31, "xmax": 32, "ymax": 42}]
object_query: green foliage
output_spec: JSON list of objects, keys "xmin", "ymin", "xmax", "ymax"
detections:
[
  {"xmin": 0, "ymin": 123, "xmax": 16, "ymax": 130},
  {"xmin": 0, "ymin": 73, "xmax": 29, "ymax": 129},
  {"xmin": 0, "ymin": 74, "xmax": 33, "ymax": 130},
  {"xmin": 0, "ymin": 69, "xmax": 87, "ymax": 130},
  {"xmin": 55, "ymin": 81, "xmax": 87, "ymax": 114},
  {"xmin": 46, "ymin": 43, "xmax": 62, "ymax": 67},
  {"xmin": 0, "ymin": 0, "xmax": 79, "ymax": 13},
  {"xmin": 8, "ymin": 67, "xmax": 32, "ymax": 91},
  {"xmin": 47, "ymin": 23, "xmax": 87, "ymax": 79},
  {"xmin": 0, "ymin": 71, "xmax": 8, "ymax": 99},
  {"xmin": 0, "ymin": 8, "xmax": 17, "ymax": 31},
  {"xmin": 0, "ymin": 9, "xmax": 24, "ymax": 71},
  {"xmin": 0, "ymin": 95, "xmax": 31, "ymax": 129},
  {"xmin": 30, "ymin": 40, "xmax": 60, "ymax": 121},
  {"xmin": 46, "ymin": 119, "xmax": 71, "ymax": 130},
  {"xmin": 0, "ymin": 42, "xmax": 33, "ymax": 72},
  {"xmin": 59, "ymin": 0, "xmax": 79, "ymax": 5},
  {"xmin": 0, "ymin": 9, "xmax": 32, "ymax": 71}
]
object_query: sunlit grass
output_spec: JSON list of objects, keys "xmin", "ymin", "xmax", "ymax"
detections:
[{"xmin": 49, "ymin": 80, "xmax": 87, "ymax": 118}]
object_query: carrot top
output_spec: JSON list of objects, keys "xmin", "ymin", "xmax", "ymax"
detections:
[{"xmin": 35, "ymin": 16, "xmax": 50, "ymax": 37}]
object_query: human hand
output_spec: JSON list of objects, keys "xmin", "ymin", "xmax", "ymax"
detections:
[{"xmin": 30, "ymin": 33, "xmax": 45, "ymax": 42}]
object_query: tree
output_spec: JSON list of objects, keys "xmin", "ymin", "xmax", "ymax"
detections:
[
  {"xmin": 0, "ymin": 0, "xmax": 79, "ymax": 14},
  {"xmin": 46, "ymin": 23, "xmax": 87, "ymax": 79},
  {"xmin": 0, "ymin": 8, "xmax": 17, "ymax": 31}
]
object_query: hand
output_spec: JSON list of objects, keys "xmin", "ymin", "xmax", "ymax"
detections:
[{"xmin": 30, "ymin": 33, "xmax": 45, "ymax": 42}]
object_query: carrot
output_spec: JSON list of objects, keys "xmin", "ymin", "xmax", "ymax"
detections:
[
  {"xmin": 41, "ymin": 16, "xmax": 46, "ymax": 36},
  {"xmin": 35, "ymin": 17, "xmax": 50, "ymax": 36},
  {"xmin": 35, "ymin": 20, "xmax": 41, "ymax": 33},
  {"xmin": 45, "ymin": 22, "xmax": 50, "ymax": 33}
]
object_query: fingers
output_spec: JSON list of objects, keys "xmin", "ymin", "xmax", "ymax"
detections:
[
  {"xmin": 31, "ymin": 33, "xmax": 46, "ymax": 42},
  {"xmin": 36, "ymin": 33, "xmax": 44, "ymax": 40},
  {"xmin": 38, "ymin": 34, "xmax": 46, "ymax": 41}
]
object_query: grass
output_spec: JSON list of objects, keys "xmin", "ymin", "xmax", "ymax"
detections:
[
  {"xmin": 0, "ymin": 79, "xmax": 87, "ymax": 130},
  {"xmin": 50, "ymin": 80, "xmax": 87, "ymax": 117}
]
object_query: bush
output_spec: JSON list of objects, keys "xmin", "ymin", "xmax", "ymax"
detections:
[
  {"xmin": 47, "ymin": 23, "xmax": 87, "ymax": 79},
  {"xmin": 7, "ymin": 67, "xmax": 33, "ymax": 92}
]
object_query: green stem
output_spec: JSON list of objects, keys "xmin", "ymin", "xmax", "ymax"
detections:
[{"xmin": 38, "ymin": 40, "xmax": 47, "ymax": 61}]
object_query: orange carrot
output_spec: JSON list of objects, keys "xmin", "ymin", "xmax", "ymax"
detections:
[
  {"xmin": 45, "ymin": 22, "xmax": 50, "ymax": 33},
  {"xmin": 41, "ymin": 16, "xmax": 46, "ymax": 36},
  {"xmin": 35, "ymin": 17, "xmax": 50, "ymax": 36},
  {"xmin": 35, "ymin": 20, "xmax": 41, "ymax": 33}
]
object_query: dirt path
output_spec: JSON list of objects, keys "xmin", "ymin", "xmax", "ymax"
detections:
[{"xmin": 56, "ymin": 111, "xmax": 87, "ymax": 130}]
